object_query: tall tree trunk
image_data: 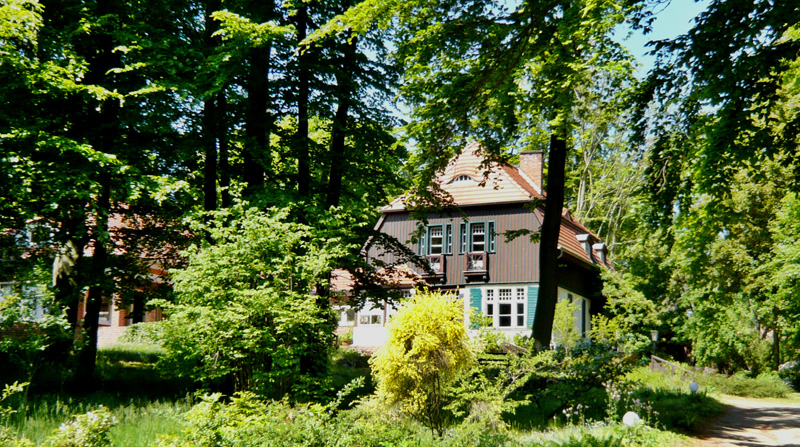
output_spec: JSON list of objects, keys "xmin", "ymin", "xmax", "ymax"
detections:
[
  {"xmin": 203, "ymin": 97, "xmax": 217, "ymax": 211},
  {"xmin": 75, "ymin": 177, "xmax": 111, "ymax": 386},
  {"xmin": 325, "ymin": 34, "xmax": 357, "ymax": 210},
  {"xmin": 295, "ymin": 4, "xmax": 311, "ymax": 201},
  {"xmin": 73, "ymin": 0, "xmax": 121, "ymax": 387},
  {"xmin": 202, "ymin": 0, "xmax": 221, "ymax": 211},
  {"xmin": 773, "ymin": 306, "xmax": 781, "ymax": 370},
  {"xmin": 218, "ymin": 89, "xmax": 231, "ymax": 208},
  {"xmin": 532, "ymin": 134, "xmax": 567, "ymax": 349},
  {"xmin": 243, "ymin": 17, "xmax": 271, "ymax": 196}
]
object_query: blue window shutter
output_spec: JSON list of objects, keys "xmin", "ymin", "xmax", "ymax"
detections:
[
  {"xmin": 581, "ymin": 299, "xmax": 587, "ymax": 336},
  {"xmin": 469, "ymin": 288, "xmax": 482, "ymax": 328},
  {"xmin": 445, "ymin": 223, "xmax": 453, "ymax": 254},
  {"xmin": 527, "ymin": 286, "xmax": 539, "ymax": 329},
  {"xmin": 459, "ymin": 223, "xmax": 467, "ymax": 253},
  {"xmin": 488, "ymin": 221, "xmax": 496, "ymax": 253}
]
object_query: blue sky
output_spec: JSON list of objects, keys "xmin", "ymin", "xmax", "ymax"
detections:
[{"xmin": 620, "ymin": 0, "xmax": 710, "ymax": 75}]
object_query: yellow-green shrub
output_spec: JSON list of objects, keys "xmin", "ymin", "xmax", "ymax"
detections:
[{"xmin": 370, "ymin": 289, "xmax": 473, "ymax": 436}]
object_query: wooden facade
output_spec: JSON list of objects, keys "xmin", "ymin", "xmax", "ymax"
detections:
[{"xmin": 368, "ymin": 204, "xmax": 543, "ymax": 286}]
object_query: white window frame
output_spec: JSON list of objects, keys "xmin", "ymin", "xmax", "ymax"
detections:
[
  {"xmin": 471, "ymin": 223, "xmax": 486, "ymax": 252},
  {"xmin": 429, "ymin": 226, "xmax": 444, "ymax": 254},
  {"xmin": 482, "ymin": 286, "xmax": 526, "ymax": 329}
]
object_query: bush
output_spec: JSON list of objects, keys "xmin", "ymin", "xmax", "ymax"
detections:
[
  {"xmin": 700, "ymin": 371, "xmax": 792, "ymax": 398},
  {"xmin": 158, "ymin": 390, "xmax": 520, "ymax": 447},
  {"xmin": 522, "ymin": 423, "xmax": 686, "ymax": 447},
  {"xmin": 370, "ymin": 289, "xmax": 474, "ymax": 437},
  {"xmin": 155, "ymin": 207, "xmax": 337, "ymax": 396},
  {"xmin": 41, "ymin": 406, "xmax": 116, "ymax": 447},
  {"xmin": 118, "ymin": 323, "xmax": 164, "ymax": 346}
]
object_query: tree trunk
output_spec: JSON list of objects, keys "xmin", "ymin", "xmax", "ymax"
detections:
[
  {"xmin": 75, "ymin": 177, "xmax": 111, "ymax": 387},
  {"xmin": 202, "ymin": 0, "xmax": 221, "ymax": 211},
  {"xmin": 773, "ymin": 306, "xmax": 780, "ymax": 370},
  {"xmin": 218, "ymin": 89, "xmax": 231, "ymax": 208},
  {"xmin": 73, "ymin": 0, "xmax": 120, "ymax": 388},
  {"xmin": 532, "ymin": 134, "xmax": 568, "ymax": 349},
  {"xmin": 295, "ymin": 4, "xmax": 311, "ymax": 201},
  {"xmin": 243, "ymin": 38, "xmax": 271, "ymax": 195},
  {"xmin": 325, "ymin": 34, "xmax": 357, "ymax": 210},
  {"xmin": 203, "ymin": 97, "xmax": 217, "ymax": 211}
]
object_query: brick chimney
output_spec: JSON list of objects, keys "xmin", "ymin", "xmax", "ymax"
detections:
[{"xmin": 519, "ymin": 150, "xmax": 544, "ymax": 193}]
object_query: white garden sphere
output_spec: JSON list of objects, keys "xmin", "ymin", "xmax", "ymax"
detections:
[
  {"xmin": 689, "ymin": 381, "xmax": 699, "ymax": 393},
  {"xmin": 622, "ymin": 411, "xmax": 641, "ymax": 427}
]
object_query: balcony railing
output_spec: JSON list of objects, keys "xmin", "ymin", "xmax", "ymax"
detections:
[
  {"xmin": 425, "ymin": 254, "xmax": 444, "ymax": 274},
  {"xmin": 464, "ymin": 251, "xmax": 488, "ymax": 282}
]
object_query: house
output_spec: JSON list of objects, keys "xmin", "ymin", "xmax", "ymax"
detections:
[
  {"xmin": 334, "ymin": 143, "xmax": 611, "ymax": 347},
  {"xmin": 0, "ymin": 213, "xmax": 170, "ymax": 347}
]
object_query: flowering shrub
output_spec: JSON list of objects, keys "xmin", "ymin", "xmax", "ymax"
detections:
[{"xmin": 43, "ymin": 406, "xmax": 116, "ymax": 447}]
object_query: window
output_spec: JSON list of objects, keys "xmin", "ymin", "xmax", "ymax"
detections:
[
  {"xmin": 98, "ymin": 298, "xmax": 112, "ymax": 326},
  {"xmin": 336, "ymin": 307, "xmax": 356, "ymax": 326},
  {"xmin": 359, "ymin": 314, "xmax": 382, "ymax": 325},
  {"xmin": 460, "ymin": 223, "xmax": 467, "ymax": 253},
  {"xmin": 482, "ymin": 287, "xmax": 526, "ymax": 328},
  {"xmin": 430, "ymin": 226, "xmax": 443, "ymax": 254},
  {"xmin": 460, "ymin": 221, "xmax": 496, "ymax": 253},
  {"xmin": 420, "ymin": 224, "xmax": 453, "ymax": 255},
  {"xmin": 471, "ymin": 223, "xmax": 485, "ymax": 252},
  {"xmin": 358, "ymin": 302, "xmax": 386, "ymax": 326},
  {"xmin": 452, "ymin": 174, "xmax": 472, "ymax": 182}
]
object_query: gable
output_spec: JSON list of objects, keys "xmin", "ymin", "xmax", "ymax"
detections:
[{"xmin": 383, "ymin": 143, "xmax": 543, "ymax": 212}]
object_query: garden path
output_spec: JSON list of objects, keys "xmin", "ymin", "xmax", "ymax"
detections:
[{"xmin": 693, "ymin": 395, "xmax": 800, "ymax": 447}]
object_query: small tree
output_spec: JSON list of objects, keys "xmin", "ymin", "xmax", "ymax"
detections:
[
  {"xmin": 552, "ymin": 299, "xmax": 580, "ymax": 352},
  {"xmin": 370, "ymin": 289, "xmax": 473, "ymax": 436},
  {"xmin": 156, "ymin": 206, "xmax": 337, "ymax": 397}
]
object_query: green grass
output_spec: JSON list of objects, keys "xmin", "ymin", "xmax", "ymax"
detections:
[
  {"xmin": 94, "ymin": 343, "xmax": 193, "ymax": 397},
  {"xmin": 628, "ymin": 365, "xmax": 793, "ymax": 398},
  {"xmin": 5, "ymin": 394, "xmax": 191, "ymax": 446},
  {"xmin": 1, "ymin": 343, "xmax": 194, "ymax": 445}
]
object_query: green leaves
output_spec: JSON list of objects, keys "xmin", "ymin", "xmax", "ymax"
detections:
[{"xmin": 158, "ymin": 206, "xmax": 337, "ymax": 395}]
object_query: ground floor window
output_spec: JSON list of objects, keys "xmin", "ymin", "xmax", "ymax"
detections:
[
  {"xmin": 483, "ymin": 286, "xmax": 526, "ymax": 329},
  {"xmin": 336, "ymin": 307, "xmax": 356, "ymax": 326}
]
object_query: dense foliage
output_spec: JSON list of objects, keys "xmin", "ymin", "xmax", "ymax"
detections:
[{"xmin": 155, "ymin": 206, "xmax": 340, "ymax": 396}]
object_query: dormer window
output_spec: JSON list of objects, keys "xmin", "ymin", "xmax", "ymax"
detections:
[{"xmin": 451, "ymin": 174, "xmax": 472, "ymax": 183}]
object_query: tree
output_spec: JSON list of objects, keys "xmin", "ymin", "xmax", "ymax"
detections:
[
  {"xmin": 370, "ymin": 289, "xmax": 473, "ymax": 436},
  {"xmin": 157, "ymin": 206, "xmax": 339, "ymax": 395},
  {"xmin": 625, "ymin": 2, "xmax": 800, "ymax": 371}
]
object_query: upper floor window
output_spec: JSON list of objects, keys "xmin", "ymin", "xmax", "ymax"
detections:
[
  {"xmin": 459, "ymin": 221, "xmax": 496, "ymax": 253},
  {"xmin": 419, "ymin": 224, "xmax": 453, "ymax": 255},
  {"xmin": 451, "ymin": 174, "xmax": 472, "ymax": 182}
]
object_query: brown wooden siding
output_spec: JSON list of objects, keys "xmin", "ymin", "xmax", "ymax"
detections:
[{"xmin": 368, "ymin": 205, "xmax": 543, "ymax": 286}]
